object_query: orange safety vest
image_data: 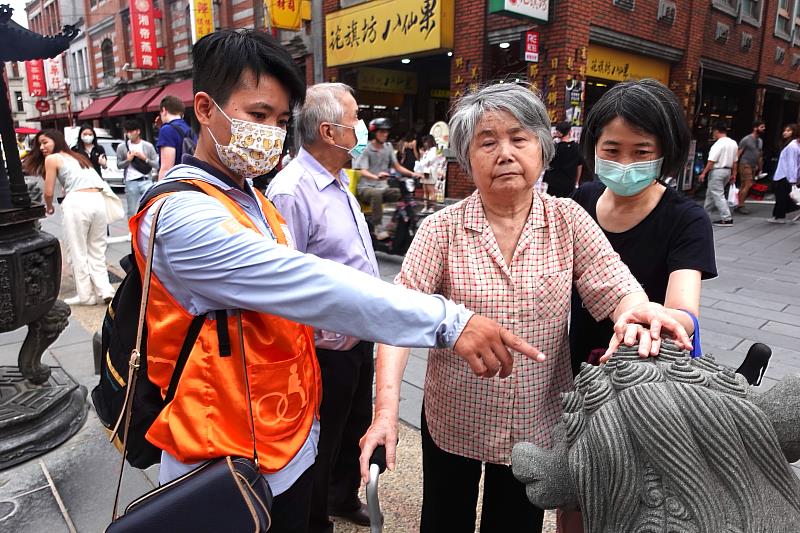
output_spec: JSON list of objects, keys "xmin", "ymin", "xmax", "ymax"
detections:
[{"xmin": 129, "ymin": 179, "xmax": 321, "ymax": 473}]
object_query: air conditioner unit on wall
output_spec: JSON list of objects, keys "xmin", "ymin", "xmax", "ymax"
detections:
[
  {"xmin": 776, "ymin": 47, "xmax": 786, "ymax": 64},
  {"xmin": 658, "ymin": 0, "xmax": 676, "ymax": 24},
  {"xmin": 715, "ymin": 22, "xmax": 730, "ymax": 43},
  {"xmin": 741, "ymin": 33, "xmax": 753, "ymax": 51},
  {"xmin": 613, "ymin": 0, "xmax": 635, "ymax": 11}
]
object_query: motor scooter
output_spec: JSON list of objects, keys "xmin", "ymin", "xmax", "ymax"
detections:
[{"xmin": 369, "ymin": 175, "xmax": 419, "ymax": 256}]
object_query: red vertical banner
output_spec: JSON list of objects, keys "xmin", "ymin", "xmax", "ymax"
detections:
[
  {"xmin": 130, "ymin": 0, "xmax": 158, "ymax": 69},
  {"xmin": 26, "ymin": 60, "xmax": 47, "ymax": 97}
]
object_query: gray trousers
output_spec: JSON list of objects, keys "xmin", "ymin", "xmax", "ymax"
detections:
[{"xmin": 704, "ymin": 168, "xmax": 732, "ymax": 221}]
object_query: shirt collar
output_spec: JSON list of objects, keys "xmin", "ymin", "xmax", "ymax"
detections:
[
  {"xmin": 463, "ymin": 189, "xmax": 548, "ymax": 232},
  {"xmin": 295, "ymin": 147, "xmax": 346, "ymax": 191},
  {"xmin": 182, "ymin": 155, "xmax": 255, "ymax": 198}
]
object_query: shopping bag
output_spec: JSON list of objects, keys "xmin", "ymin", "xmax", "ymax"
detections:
[
  {"xmin": 789, "ymin": 185, "xmax": 800, "ymax": 205},
  {"xmin": 727, "ymin": 183, "xmax": 739, "ymax": 206},
  {"xmin": 101, "ymin": 184, "xmax": 125, "ymax": 223}
]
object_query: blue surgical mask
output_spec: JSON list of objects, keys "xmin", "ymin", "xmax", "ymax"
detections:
[
  {"xmin": 594, "ymin": 155, "xmax": 663, "ymax": 196},
  {"xmin": 332, "ymin": 119, "xmax": 368, "ymax": 159}
]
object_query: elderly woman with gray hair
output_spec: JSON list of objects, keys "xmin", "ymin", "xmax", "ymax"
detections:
[{"xmin": 358, "ymin": 83, "xmax": 690, "ymax": 532}]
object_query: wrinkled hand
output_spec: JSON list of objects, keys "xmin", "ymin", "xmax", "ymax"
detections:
[
  {"xmin": 359, "ymin": 411, "xmax": 397, "ymax": 484},
  {"xmin": 602, "ymin": 302, "xmax": 691, "ymax": 362},
  {"xmin": 453, "ymin": 314, "xmax": 545, "ymax": 378}
]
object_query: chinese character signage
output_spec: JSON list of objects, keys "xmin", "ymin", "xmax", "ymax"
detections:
[
  {"xmin": 269, "ymin": 0, "xmax": 302, "ymax": 30},
  {"xmin": 191, "ymin": 0, "xmax": 214, "ymax": 43},
  {"xmin": 357, "ymin": 68, "xmax": 418, "ymax": 94},
  {"xmin": 26, "ymin": 60, "xmax": 47, "ymax": 97},
  {"xmin": 521, "ymin": 30, "xmax": 539, "ymax": 62},
  {"xmin": 325, "ymin": 0, "xmax": 454, "ymax": 67},
  {"xmin": 586, "ymin": 45, "xmax": 670, "ymax": 84},
  {"xmin": 44, "ymin": 56, "xmax": 64, "ymax": 92},
  {"xmin": 488, "ymin": 0, "xmax": 549, "ymax": 24},
  {"xmin": 130, "ymin": 0, "xmax": 158, "ymax": 69}
]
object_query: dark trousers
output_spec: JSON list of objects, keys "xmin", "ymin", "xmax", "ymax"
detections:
[
  {"xmin": 308, "ymin": 341, "xmax": 375, "ymax": 533},
  {"xmin": 420, "ymin": 405, "xmax": 544, "ymax": 533},
  {"xmin": 270, "ymin": 464, "xmax": 315, "ymax": 533},
  {"xmin": 772, "ymin": 178, "xmax": 799, "ymax": 219}
]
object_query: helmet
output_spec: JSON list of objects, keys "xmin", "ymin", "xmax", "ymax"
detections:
[{"xmin": 368, "ymin": 118, "xmax": 392, "ymax": 132}]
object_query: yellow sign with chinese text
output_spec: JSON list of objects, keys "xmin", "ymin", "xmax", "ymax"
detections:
[
  {"xmin": 357, "ymin": 67, "xmax": 418, "ymax": 94},
  {"xmin": 269, "ymin": 0, "xmax": 302, "ymax": 30},
  {"xmin": 586, "ymin": 45, "xmax": 670, "ymax": 84},
  {"xmin": 326, "ymin": 0, "xmax": 454, "ymax": 67},
  {"xmin": 190, "ymin": 0, "xmax": 214, "ymax": 43}
]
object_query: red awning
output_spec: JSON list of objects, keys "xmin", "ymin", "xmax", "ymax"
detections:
[
  {"xmin": 15, "ymin": 127, "xmax": 40, "ymax": 134},
  {"xmin": 30, "ymin": 112, "xmax": 73, "ymax": 122},
  {"xmin": 146, "ymin": 79, "xmax": 193, "ymax": 112},
  {"xmin": 107, "ymin": 87, "xmax": 166, "ymax": 117},
  {"xmin": 77, "ymin": 95, "xmax": 119, "ymax": 120}
]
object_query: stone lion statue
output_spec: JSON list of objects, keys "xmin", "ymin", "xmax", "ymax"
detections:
[{"xmin": 512, "ymin": 342, "xmax": 800, "ymax": 532}]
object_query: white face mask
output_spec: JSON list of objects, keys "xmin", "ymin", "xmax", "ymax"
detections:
[
  {"xmin": 207, "ymin": 100, "xmax": 286, "ymax": 179},
  {"xmin": 81, "ymin": 135, "xmax": 94, "ymax": 144}
]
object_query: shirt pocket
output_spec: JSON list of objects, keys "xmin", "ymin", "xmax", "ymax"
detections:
[{"xmin": 531, "ymin": 269, "xmax": 572, "ymax": 320}]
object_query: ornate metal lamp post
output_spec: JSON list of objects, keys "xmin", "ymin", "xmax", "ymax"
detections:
[{"xmin": 0, "ymin": 5, "xmax": 87, "ymax": 469}]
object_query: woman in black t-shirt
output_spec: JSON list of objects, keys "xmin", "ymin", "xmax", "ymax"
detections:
[
  {"xmin": 71, "ymin": 124, "xmax": 107, "ymax": 176},
  {"xmin": 569, "ymin": 79, "xmax": 717, "ymax": 378}
]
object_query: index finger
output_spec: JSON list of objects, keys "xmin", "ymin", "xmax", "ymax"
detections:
[
  {"xmin": 660, "ymin": 315, "xmax": 692, "ymax": 350},
  {"xmin": 499, "ymin": 328, "xmax": 545, "ymax": 363}
]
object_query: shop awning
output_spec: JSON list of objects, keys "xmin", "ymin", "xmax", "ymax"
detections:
[
  {"xmin": 146, "ymin": 79, "xmax": 193, "ymax": 112},
  {"xmin": 15, "ymin": 127, "xmax": 40, "ymax": 134},
  {"xmin": 77, "ymin": 96, "xmax": 119, "ymax": 120},
  {"xmin": 30, "ymin": 111, "xmax": 72, "ymax": 122},
  {"xmin": 107, "ymin": 87, "xmax": 165, "ymax": 117}
]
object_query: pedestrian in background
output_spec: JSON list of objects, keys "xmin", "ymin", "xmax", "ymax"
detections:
[
  {"xmin": 768, "ymin": 123, "xmax": 800, "ymax": 224},
  {"xmin": 698, "ymin": 121, "xmax": 737, "ymax": 227},
  {"xmin": 116, "ymin": 119, "xmax": 158, "ymax": 218},
  {"xmin": 24, "ymin": 130, "xmax": 115, "ymax": 306},
  {"xmin": 157, "ymin": 95, "xmax": 195, "ymax": 180},
  {"xmin": 397, "ymin": 131, "xmax": 419, "ymax": 173},
  {"xmin": 735, "ymin": 120, "xmax": 765, "ymax": 214},
  {"xmin": 544, "ymin": 121, "xmax": 583, "ymax": 197},
  {"xmin": 268, "ymin": 82, "xmax": 375, "ymax": 533},
  {"xmin": 71, "ymin": 124, "xmax": 107, "ymax": 176}
]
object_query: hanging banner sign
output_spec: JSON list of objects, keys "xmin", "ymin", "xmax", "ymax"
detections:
[
  {"xmin": 488, "ymin": 0, "xmax": 549, "ymax": 24},
  {"xmin": 325, "ymin": 0, "xmax": 454, "ymax": 67},
  {"xmin": 130, "ymin": 0, "xmax": 158, "ymax": 69},
  {"xmin": 26, "ymin": 60, "xmax": 47, "ymax": 97},
  {"xmin": 521, "ymin": 30, "xmax": 539, "ymax": 62},
  {"xmin": 190, "ymin": 0, "xmax": 214, "ymax": 43},
  {"xmin": 44, "ymin": 56, "xmax": 65, "ymax": 92},
  {"xmin": 269, "ymin": 0, "xmax": 302, "ymax": 30}
]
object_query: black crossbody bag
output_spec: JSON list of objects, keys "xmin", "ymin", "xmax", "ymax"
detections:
[{"xmin": 106, "ymin": 198, "xmax": 272, "ymax": 532}]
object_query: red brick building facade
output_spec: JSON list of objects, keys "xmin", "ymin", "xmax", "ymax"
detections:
[{"xmin": 322, "ymin": 0, "xmax": 800, "ymax": 198}]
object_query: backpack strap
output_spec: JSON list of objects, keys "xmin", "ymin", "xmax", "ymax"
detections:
[
  {"xmin": 163, "ymin": 314, "xmax": 207, "ymax": 405},
  {"xmin": 137, "ymin": 180, "xmax": 202, "ymax": 212}
]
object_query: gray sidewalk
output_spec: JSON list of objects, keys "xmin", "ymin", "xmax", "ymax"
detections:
[{"xmin": 0, "ymin": 196, "xmax": 798, "ymax": 531}]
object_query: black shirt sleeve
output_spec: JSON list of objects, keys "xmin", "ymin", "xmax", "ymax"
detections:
[{"xmin": 666, "ymin": 201, "xmax": 718, "ymax": 280}]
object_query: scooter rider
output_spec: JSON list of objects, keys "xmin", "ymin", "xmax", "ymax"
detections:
[{"xmin": 355, "ymin": 118, "xmax": 422, "ymax": 241}]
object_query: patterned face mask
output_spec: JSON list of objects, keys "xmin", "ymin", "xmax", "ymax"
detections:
[{"xmin": 207, "ymin": 100, "xmax": 286, "ymax": 179}]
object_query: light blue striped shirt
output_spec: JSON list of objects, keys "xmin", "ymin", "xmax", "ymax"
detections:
[{"xmin": 144, "ymin": 163, "xmax": 473, "ymax": 493}]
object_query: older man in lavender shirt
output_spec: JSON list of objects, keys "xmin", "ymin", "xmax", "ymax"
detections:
[{"xmin": 267, "ymin": 83, "xmax": 376, "ymax": 532}]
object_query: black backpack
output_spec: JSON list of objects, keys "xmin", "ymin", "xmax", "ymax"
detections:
[
  {"xmin": 91, "ymin": 181, "xmax": 218, "ymax": 468},
  {"xmin": 166, "ymin": 122, "xmax": 197, "ymax": 161}
]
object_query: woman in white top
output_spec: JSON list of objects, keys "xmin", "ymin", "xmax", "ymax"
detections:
[{"xmin": 24, "ymin": 130, "xmax": 115, "ymax": 305}]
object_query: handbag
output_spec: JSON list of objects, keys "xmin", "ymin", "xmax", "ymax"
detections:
[
  {"xmin": 106, "ymin": 197, "xmax": 272, "ymax": 532},
  {"xmin": 789, "ymin": 184, "xmax": 800, "ymax": 205},
  {"xmin": 100, "ymin": 184, "xmax": 125, "ymax": 223},
  {"xmin": 127, "ymin": 141, "xmax": 154, "ymax": 176}
]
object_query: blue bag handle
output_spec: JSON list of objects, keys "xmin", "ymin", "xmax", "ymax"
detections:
[{"xmin": 678, "ymin": 309, "xmax": 702, "ymax": 358}]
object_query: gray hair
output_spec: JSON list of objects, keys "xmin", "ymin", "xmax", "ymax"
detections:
[
  {"xmin": 295, "ymin": 82, "xmax": 354, "ymax": 146},
  {"xmin": 449, "ymin": 83, "xmax": 554, "ymax": 177}
]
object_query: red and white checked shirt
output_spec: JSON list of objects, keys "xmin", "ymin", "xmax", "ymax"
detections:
[{"xmin": 396, "ymin": 190, "xmax": 642, "ymax": 464}]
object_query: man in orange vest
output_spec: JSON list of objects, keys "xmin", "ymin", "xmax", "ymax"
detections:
[{"xmin": 131, "ymin": 30, "xmax": 545, "ymax": 533}]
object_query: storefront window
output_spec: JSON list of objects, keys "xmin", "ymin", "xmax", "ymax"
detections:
[{"xmin": 489, "ymin": 41, "xmax": 527, "ymax": 81}]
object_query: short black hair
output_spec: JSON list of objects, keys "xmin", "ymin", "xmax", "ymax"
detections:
[
  {"xmin": 752, "ymin": 119, "xmax": 765, "ymax": 129},
  {"xmin": 555, "ymin": 121, "xmax": 572, "ymax": 136},
  {"xmin": 192, "ymin": 29, "xmax": 305, "ymax": 110},
  {"xmin": 123, "ymin": 119, "xmax": 141, "ymax": 132},
  {"xmin": 582, "ymin": 79, "xmax": 690, "ymax": 180},
  {"xmin": 712, "ymin": 120, "xmax": 728, "ymax": 133}
]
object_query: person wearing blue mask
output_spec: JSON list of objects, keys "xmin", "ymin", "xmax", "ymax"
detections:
[
  {"xmin": 267, "ymin": 82, "xmax": 377, "ymax": 533},
  {"xmin": 562, "ymin": 77, "xmax": 718, "ymax": 532}
]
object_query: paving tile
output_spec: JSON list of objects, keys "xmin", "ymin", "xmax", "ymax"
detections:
[
  {"xmin": 701, "ymin": 287, "xmax": 786, "ymax": 311},
  {"xmin": 711, "ymin": 300, "xmax": 800, "ymax": 327},
  {"xmin": 699, "ymin": 307, "xmax": 768, "ymax": 329},
  {"xmin": 736, "ymin": 288, "xmax": 800, "ymax": 307},
  {"xmin": 403, "ymin": 354, "xmax": 427, "ymax": 390},
  {"xmin": 762, "ymin": 321, "xmax": 800, "ymax": 339}
]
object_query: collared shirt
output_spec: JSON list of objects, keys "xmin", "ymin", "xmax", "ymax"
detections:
[
  {"xmin": 141, "ymin": 162, "xmax": 473, "ymax": 493},
  {"xmin": 708, "ymin": 136, "xmax": 739, "ymax": 169},
  {"xmin": 396, "ymin": 190, "xmax": 642, "ymax": 464},
  {"xmin": 773, "ymin": 139, "xmax": 800, "ymax": 184},
  {"xmin": 267, "ymin": 148, "xmax": 379, "ymax": 350}
]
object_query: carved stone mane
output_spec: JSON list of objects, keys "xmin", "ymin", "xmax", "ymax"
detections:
[{"xmin": 512, "ymin": 342, "xmax": 800, "ymax": 532}]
